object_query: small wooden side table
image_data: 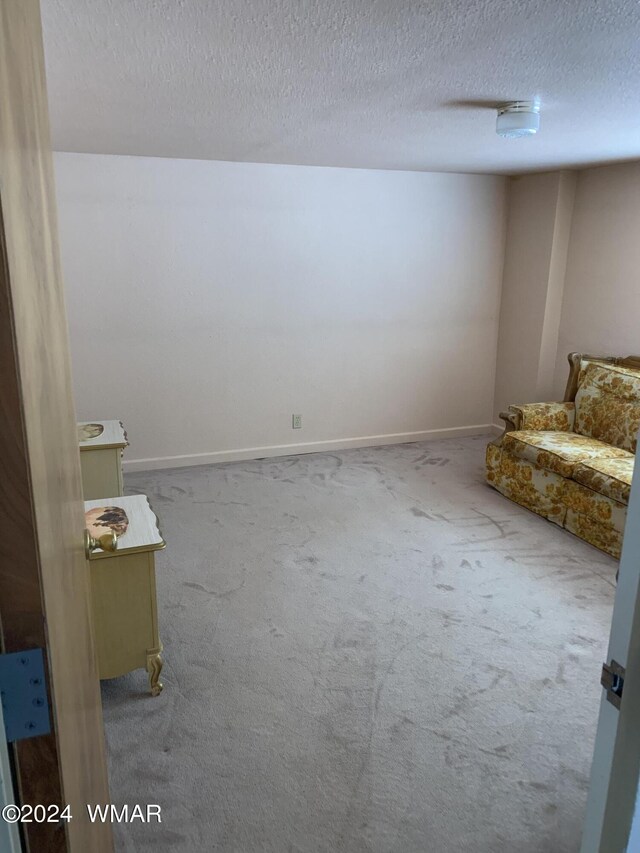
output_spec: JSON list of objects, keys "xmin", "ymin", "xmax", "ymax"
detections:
[
  {"xmin": 78, "ymin": 420, "xmax": 128, "ymax": 500},
  {"xmin": 84, "ymin": 494, "xmax": 166, "ymax": 696}
]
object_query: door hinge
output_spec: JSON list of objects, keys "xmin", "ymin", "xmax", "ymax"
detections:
[
  {"xmin": 601, "ymin": 659, "xmax": 625, "ymax": 710},
  {"xmin": 0, "ymin": 649, "xmax": 51, "ymax": 742}
]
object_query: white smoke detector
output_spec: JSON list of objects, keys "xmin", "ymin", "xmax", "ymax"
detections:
[{"xmin": 496, "ymin": 101, "xmax": 541, "ymax": 138}]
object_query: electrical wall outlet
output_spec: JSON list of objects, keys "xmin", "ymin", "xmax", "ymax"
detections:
[{"xmin": 292, "ymin": 414, "xmax": 302, "ymax": 429}]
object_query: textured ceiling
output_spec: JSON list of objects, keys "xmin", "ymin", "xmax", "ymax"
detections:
[{"xmin": 41, "ymin": 0, "xmax": 640, "ymax": 174}]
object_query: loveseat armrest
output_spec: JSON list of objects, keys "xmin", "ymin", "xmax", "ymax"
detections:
[
  {"xmin": 498, "ymin": 409, "xmax": 518, "ymax": 434},
  {"xmin": 508, "ymin": 401, "xmax": 575, "ymax": 432}
]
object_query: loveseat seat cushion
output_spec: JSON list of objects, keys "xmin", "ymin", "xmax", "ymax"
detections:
[
  {"xmin": 572, "ymin": 456, "xmax": 635, "ymax": 505},
  {"xmin": 501, "ymin": 430, "xmax": 630, "ymax": 478},
  {"xmin": 574, "ymin": 362, "xmax": 640, "ymax": 453}
]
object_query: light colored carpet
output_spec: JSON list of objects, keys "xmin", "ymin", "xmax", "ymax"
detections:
[{"xmin": 103, "ymin": 435, "xmax": 615, "ymax": 853}]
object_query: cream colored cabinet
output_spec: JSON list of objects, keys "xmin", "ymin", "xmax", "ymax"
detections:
[
  {"xmin": 84, "ymin": 494, "xmax": 166, "ymax": 696},
  {"xmin": 78, "ymin": 420, "xmax": 128, "ymax": 500}
]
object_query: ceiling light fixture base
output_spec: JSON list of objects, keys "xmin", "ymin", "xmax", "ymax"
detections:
[{"xmin": 496, "ymin": 100, "xmax": 541, "ymax": 139}]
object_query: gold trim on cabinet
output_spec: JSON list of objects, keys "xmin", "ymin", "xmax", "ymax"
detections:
[
  {"xmin": 79, "ymin": 441, "xmax": 128, "ymax": 452},
  {"xmin": 88, "ymin": 540, "xmax": 167, "ymax": 560}
]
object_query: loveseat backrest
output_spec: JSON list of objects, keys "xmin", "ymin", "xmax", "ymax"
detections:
[
  {"xmin": 574, "ymin": 361, "xmax": 640, "ymax": 453},
  {"xmin": 563, "ymin": 352, "xmax": 640, "ymax": 401}
]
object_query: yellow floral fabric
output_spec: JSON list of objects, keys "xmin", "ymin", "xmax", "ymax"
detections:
[
  {"xmin": 564, "ymin": 509, "xmax": 622, "ymax": 560},
  {"xmin": 486, "ymin": 442, "xmax": 502, "ymax": 477},
  {"xmin": 572, "ymin": 457, "xmax": 634, "ymax": 505},
  {"xmin": 574, "ymin": 362, "xmax": 640, "ymax": 453},
  {"xmin": 486, "ymin": 441, "xmax": 627, "ymax": 558},
  {"xmin": 565, "ymin": 479, "xmax": 625, "ymax": 560},
  {"xmin": 486, "ymin": 444, "xmax": 567, "ymax": 524},
  {"xmin": 486, "ymin": 359, "xmax": 640, "ymax": 559},
  {"xmin": 501, "ymin": 430, "xmax": 629, "ymax": 478},
  {"xmin": 563, "ymin": 480, "xmax": 628, "ymax": 528},
  {"xmin": 509, "ymin": 402, "xmax": 575, "ymax": 432},
  {"xmin": 578, "ymin": 359, "xmax": 640, "ymax": 387}
]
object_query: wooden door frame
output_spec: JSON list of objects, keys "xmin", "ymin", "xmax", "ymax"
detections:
[
  {"xmin": 0, "ymin": 192, "xmax": 66, "ymax": 851},
  {"xmin": 0, "ymin": 2, "xmax": 112, "ymax": 851}
]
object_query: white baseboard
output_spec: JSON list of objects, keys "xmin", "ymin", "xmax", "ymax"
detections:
[
  {"xmin": 491, "ymin": 423, "xmax": 503, "ymax": 435},
  {"xmin": 123, "ymin": 424, "xmax": 495, "ymax": 473}
]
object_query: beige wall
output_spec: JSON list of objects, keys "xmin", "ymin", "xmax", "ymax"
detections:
[
  {"xmin": 554, "ymin": 161, "xmax": 640, "ymax": 392},
  {"xmin": 493, "ymin": 171, "xmax": 576, "ymax": 419},
  {"xmin": 56, "ymin": 152, "xmax": 640, "ymax": 467},
  {"xmin": 54, "ymin": 153, "xmax": 507, "ymax": 470},
  {"xmin": 495, "ymin": 160, "xmax": 640, "ymax": 418}
]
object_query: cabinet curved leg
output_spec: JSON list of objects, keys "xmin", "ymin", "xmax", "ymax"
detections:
[{"xmin": 146, "ymin": 650, "xmax": 163, "ymax": 697}]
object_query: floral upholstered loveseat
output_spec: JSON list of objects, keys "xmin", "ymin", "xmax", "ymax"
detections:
[{"xmin": 486, "ymin": 353, "xmax": 640, "ymax": 559}]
